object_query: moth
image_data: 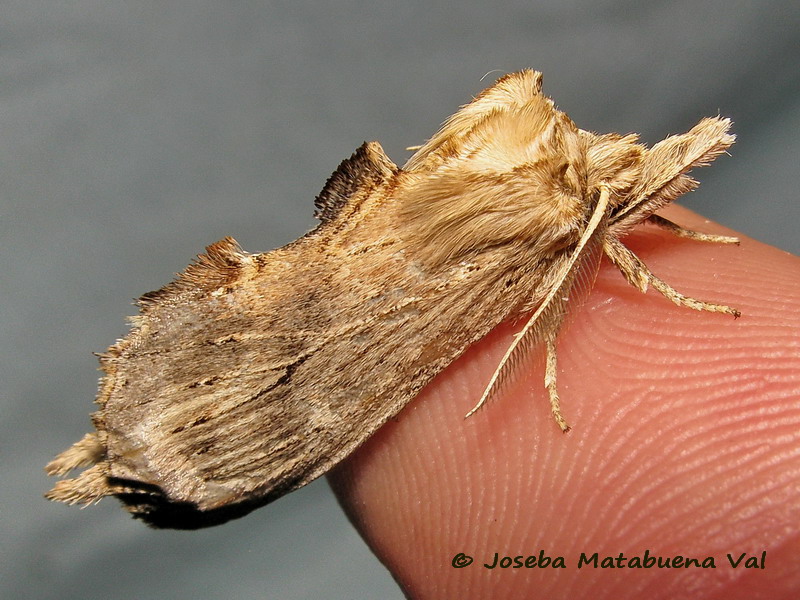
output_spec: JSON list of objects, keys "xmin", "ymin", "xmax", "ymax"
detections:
[{"xmin": 46, "ymin": 70, "xmax": 739, "ymax": 529}]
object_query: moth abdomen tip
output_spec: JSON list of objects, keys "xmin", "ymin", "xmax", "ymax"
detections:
[
  {"xmin": 45, "ymin": 432, "xmax": 105, "ymax": 475},
  {"xmin": 45, "ymin": 463, "xmax": 111, "ymax": 506}
]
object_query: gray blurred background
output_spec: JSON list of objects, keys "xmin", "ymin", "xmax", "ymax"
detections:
[{"xmin": 3, "ymin": 1, "xmax": 798, "ymax": 598}]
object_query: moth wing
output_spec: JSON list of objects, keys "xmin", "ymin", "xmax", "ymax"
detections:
[
  {"xmin": 46, "ymin": 130, "xmax": 541, "ymax": 528},
  {"xmin": 46, "ymin": 144, "xmax": 416, "ymax": 527}
]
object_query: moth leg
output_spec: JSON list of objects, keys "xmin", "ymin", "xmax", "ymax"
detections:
[
  {"xmin": 647, "ymin": 214, "xmax": 739, "ymax": 244},
  {"xmin": 544, "ymin": 337, "xmax": 570, "ymax": 432},
  {"xmin": 465, "ymin": 185, "xmax": 612, "ymax": 429},
  {"xmin": 604, "ymin": 237, "xmax": 740, "ymax": 317}
]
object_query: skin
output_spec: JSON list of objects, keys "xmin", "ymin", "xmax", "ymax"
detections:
[{"xmin": 328, "ymin": 205, "xmax": 800, "ymax": 599}]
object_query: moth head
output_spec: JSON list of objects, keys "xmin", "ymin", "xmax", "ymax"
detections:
[{"xmin": 581, "ymin": 131, "xmax": 645, "ymax": 206}]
